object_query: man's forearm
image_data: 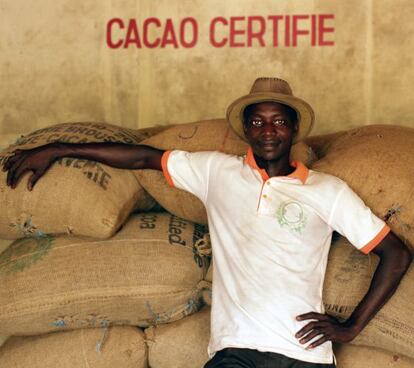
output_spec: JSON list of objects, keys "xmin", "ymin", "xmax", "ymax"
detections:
[
  {"xmin": 3, "ymin": 141, "xmax": 165, "ymax": 190},
  {"xmin": 51, "ymin": 142, "xmax": 164, "ymax": 170},
  {"xmin": 344, "ymin": 232, "xmax": 412, "ymax": 333}
]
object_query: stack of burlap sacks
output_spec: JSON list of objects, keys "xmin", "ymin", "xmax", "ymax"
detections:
[{"xmin": 0, "ymin": 120, "xmax": 413, "ymax": 367}]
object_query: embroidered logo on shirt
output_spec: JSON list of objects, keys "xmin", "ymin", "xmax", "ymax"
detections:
[{"xmin": 276, "ymin": 201, "xmax": 307, "ymax": 234}]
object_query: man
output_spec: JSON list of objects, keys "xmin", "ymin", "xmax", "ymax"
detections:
[{"xmin": 3, "ymin": 77, "xmax": 412, "ymax": 368}]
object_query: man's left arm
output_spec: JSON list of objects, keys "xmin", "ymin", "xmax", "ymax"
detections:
[{"xmin": 295, "ymin": 231, "xmax": 412, "ymax": 349}]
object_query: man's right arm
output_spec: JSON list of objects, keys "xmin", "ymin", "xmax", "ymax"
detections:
[{"xmin": 2, "ymin": 142, "xmax": 164, "ymax": 190}]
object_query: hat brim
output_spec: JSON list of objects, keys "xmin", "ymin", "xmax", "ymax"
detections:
[{"xmin": 226, "ymin": 92, "xmax": 314, "ymax": 144}]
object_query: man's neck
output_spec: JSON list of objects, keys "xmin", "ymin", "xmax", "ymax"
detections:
[{"xmin": 254, "ymin": 153, "xmax": 294, "ymax": 178}]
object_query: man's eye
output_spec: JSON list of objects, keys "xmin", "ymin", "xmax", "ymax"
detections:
[
  {"xmin": 273, "ymin": 119, "xmax": 286, "ymax": 126},
  {"xmin": 251, "ymin": 120, "xmax": 263, "ymax": 127}
]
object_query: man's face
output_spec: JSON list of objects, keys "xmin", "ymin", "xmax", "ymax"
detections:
[{"xmin": 243, "ymin": 102, "xmax": 298, "ymax": 161}]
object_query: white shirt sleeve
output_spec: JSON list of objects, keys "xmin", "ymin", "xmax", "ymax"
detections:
[
  {"xmin": 328, "ymin": 183, "xmax": 390, "ymax": 253},
  {"xmin": 161, "ymin": 150, "xmax": 215, "ymax": 203}
]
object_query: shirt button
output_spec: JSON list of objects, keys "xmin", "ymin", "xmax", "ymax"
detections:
[
  {"xmin": 266, "ymin": 182, "xmax": 271, "ymax": 186},
  {"xmin": 262, "ymin": 194, "xmax": 268, "ymax": 199}
]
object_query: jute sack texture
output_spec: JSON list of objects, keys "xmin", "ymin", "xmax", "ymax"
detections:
[
  {"xmin": 132, "ymin": 124, "xmax": 174, "ymax": 141},
  {"xmin": 303, "ymin": 131, "xmax": 346, "ymax": 158},
  {"xmin": 0, "ymin": 213, "xmax": 210, "ymax": 337},
  {"xmin": 334, "ymin": 344, "xmax": 414, "ymax": 368},
  {"xmin": 5, "ymin": 121, "xmax": 166, "ymax": 147},
  {"xmin": 0, "ymin": 122, "xmax": 158, "ymax": 239},
  {"xmin": 204, "ymin": 258, "xmax": 213, "ymax": 283},
  {"xmin": 136, "ymin": 118, "xmax": 317, "ymax": 224},
  {"xmin": 0, "ymin": 239, "xmax": 11, "ymax": 255},
  {"xmin": 323, "ymin": 236, "xmax": 414, "ymax": 359},
  {"xmin": 311, "ymin": 125, "xmax": 414, "ymax": 252},
  {"xmin": 145, "ymin": 306, "xmax": 211, "ymax": 368},
  {"xmin": 0, "ymin": 326, "xmax": 147, "ymax": 368}
]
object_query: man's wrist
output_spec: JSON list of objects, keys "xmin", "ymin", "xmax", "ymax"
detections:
[
  {"xmin": 342, "ymin": 319, "xmax": 364, "ymax": 335},
  {"xmin": 47, "ymin": 142, "xmax": 68, "ymax": 160}
]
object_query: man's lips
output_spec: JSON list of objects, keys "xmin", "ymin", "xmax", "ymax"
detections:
[{"xmin": 258, "ymin": 140, "xmax": 281, "ymax": 148}]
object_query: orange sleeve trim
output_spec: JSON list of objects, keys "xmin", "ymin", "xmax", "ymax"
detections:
[
  {"xmin": 360, "ymin": 224, "xmax": 391, "ymax": 254},
  {"xmin": 161, "ymin": 150, "xmax": 175, "ymax": 187}
]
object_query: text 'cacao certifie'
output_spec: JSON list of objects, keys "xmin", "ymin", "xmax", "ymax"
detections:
[{"xmin": 106, "ymin": 14, "xmax": 335, "ymax": 49}]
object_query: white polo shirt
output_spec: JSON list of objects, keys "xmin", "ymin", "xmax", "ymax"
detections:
[{"xmin": 161, "ymin": 148, "xmax": 390, "ymax": 364}]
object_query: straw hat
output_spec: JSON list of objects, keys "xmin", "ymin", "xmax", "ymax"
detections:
[{"xmin": 226, "ymin": 77, "xmax": 315, "ymax": 143}]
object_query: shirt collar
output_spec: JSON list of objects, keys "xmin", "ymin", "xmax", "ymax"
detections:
[{"xmin": 245, "ymin": 147, "xmax": 309, "ymax": 184}]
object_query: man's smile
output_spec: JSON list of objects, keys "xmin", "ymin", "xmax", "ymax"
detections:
[{"xmin": 258, "ymin": 140, "xmax": 281, "ymax": 148}]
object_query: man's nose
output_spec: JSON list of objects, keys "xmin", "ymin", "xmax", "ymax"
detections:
[{"xmin": 262, "ymin": 122, "xmax": 277, "ymax": 136}]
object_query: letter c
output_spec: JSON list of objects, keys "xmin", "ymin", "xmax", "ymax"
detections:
[
  {"xmin": 210, "ymin": 17, "xmax": 228, "ymax": 48},
  {"xmin": 107, "ymin": 18, "xmax": 124, "ymax": 49},
  {"xmin": 143, "ymin": 18, "xmax": 161, "ymax": 48}
]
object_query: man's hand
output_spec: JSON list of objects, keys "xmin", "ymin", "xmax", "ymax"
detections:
[
  {"xmin": 295, "ymin": 312, "xmax": 359, "ymax": 349},
  {"xmin": 3, "ymin": 145, "xmax": 58, "ymax": 191}
]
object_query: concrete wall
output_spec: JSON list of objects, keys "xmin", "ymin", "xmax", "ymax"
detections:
[{"xmin": 1, "ymin": 0, "xmax": 413, "ymax": 149}]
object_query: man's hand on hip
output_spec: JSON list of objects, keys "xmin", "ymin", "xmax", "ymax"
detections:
[{"xmin": 294, "ymin": 312, "xmax": 359, "ymax": 349}]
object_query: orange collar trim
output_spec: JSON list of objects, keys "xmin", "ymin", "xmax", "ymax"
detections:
[{"xmin": 245, "ymin": 147, "xmax": 309, "ymax": 184}]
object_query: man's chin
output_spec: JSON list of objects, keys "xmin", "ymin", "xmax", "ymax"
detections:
[{"xmin": 255, "ymin": 149, "xmax": 283, "ymax": 161}]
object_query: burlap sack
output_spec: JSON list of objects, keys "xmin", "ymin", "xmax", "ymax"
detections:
[
  {"xmin": 0, "ymin": 213, "xmax": 210, "ymax": 337},
  {"xmin": 334, "ymin": 344, "xmax": 414, "ymax": 368},
  {"xmin": 0, "ymin": 239, "xmax": 11, "ymax": 255},
  {"xmin": 136, "ymin": 119, "xmax": 317, "ymax": 224},
  {"xmin": 304, "ymin": 131, "xmax": 346, "ymax": 159},
  {"xmin": 0, "ymin": 336, "xmax": 8, "ymax": 349},
  {"xmin": 0, "ymin": 326, "xmax": 147, "ymax": 368},
  {"xmin": 311, "ymin": 125, "xmax": 414, "ymax": 252},
  {"xmin": 0, "ymin": 122, "xmax": 159, "ymax": 239},
  {"xmin": 145, "ymin": 306, "xmax": 211, "ymax": 368},
  {"xmin": 5, "ymin": 122, "xmax": 143, "ymax": 148},
  {"xmin": 5, "ymin": 121, "xmax": 170, "ymax": 148},
  {"xmin": 0, "ymin": 239, "xmax": 11, "ymax": 345},
  {"xmin": 205, "ymin": 259, "xmax": 213, "ymax": 283},
  {"xmin": 132, "ymin": 125, "xmax": 174, "ymax": 141},
  {"xmin": 323, "ymin": 237, "xmax": 414, "ymax": 358}
]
